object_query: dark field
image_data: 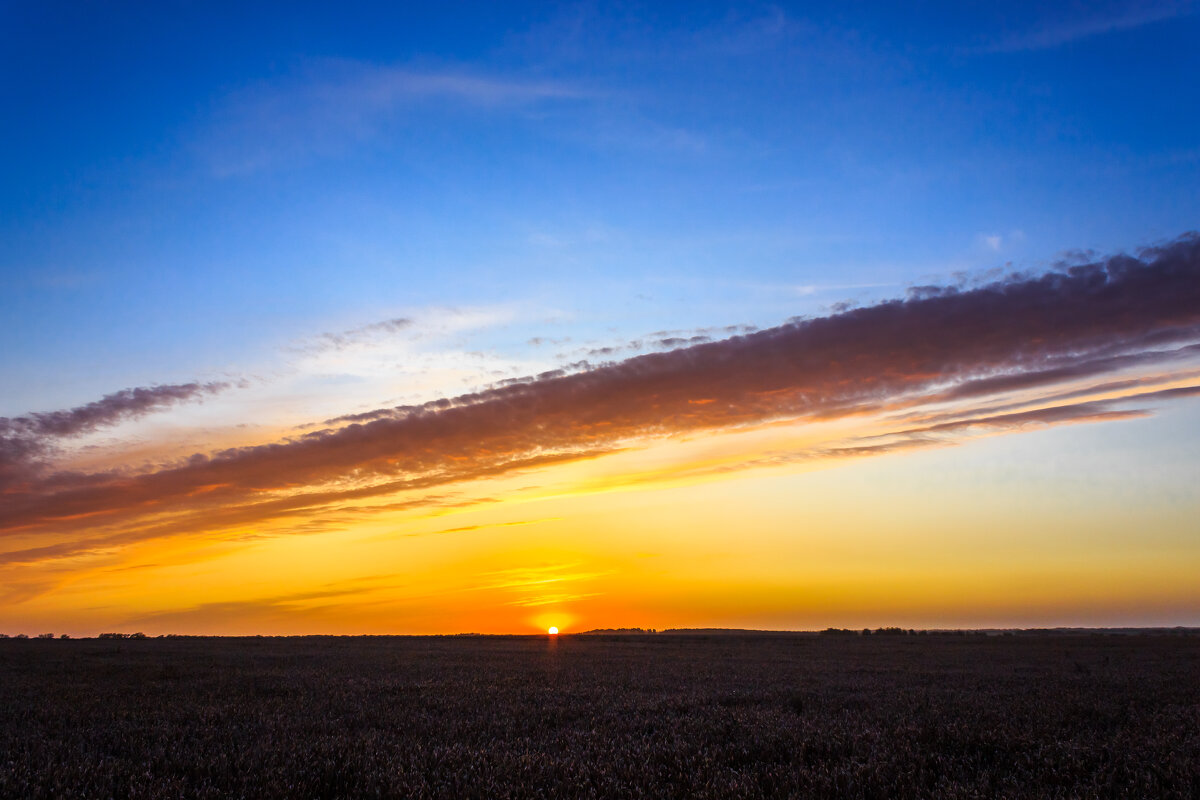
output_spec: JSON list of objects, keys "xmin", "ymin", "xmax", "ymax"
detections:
[{"xmin": 1, "ymin": 634, "xmax": 1198, "ymax": 799}]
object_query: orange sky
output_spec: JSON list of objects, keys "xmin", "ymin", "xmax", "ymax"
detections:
[{"xmin": 3, "ymin": 372, "xmax": 1198, "ymax": 635}]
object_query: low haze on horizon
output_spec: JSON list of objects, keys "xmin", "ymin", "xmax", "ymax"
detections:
[{"xmin": 2, "ymin": 1, "xmax": 1199, "ymax": 636}]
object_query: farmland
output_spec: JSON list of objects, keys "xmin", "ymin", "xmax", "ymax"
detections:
[{"xmin": 1, "ymin": 632, "xmax": 1198, "ymax": 798}]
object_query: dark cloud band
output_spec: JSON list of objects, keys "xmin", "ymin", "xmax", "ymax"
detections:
[{"xmin": 2, "ymin": 234, "xmax": 1199, "ymax": 557}]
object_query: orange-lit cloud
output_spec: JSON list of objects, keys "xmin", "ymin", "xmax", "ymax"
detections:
[{"xmin": 2, "ymin": 234, "xmax": 1199, "ymax": 575}]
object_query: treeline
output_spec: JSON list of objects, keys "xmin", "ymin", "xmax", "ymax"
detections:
[
  {"xmin": 819, "ymin": 627, "xmax": 923, "ymax": 636},
  {"xmin": 820, "ymin": 627, "xmax": 995, "ymax": 636},
  {"xmin": 0, "ymin": 633, "xmax": 71, "ymax": 639},
  {"xmin": 2, "ymin": 632, "xmax": 218, "ymax": 640}
]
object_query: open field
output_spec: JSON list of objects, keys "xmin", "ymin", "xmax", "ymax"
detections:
[{"xmin": 1, "ymin": 633, "xmax": 1198, "ymax": 798}]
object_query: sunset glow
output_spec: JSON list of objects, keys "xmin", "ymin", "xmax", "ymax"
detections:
[{"xmin": 2, "ymin": 3, "xmax": 1198, "ymax": 636}]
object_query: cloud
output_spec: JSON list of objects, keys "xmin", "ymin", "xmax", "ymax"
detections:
[
  {"xmin": 0, "ymin": 449, "xmax": 615, "ymax": 566},
  {"xmin": 919, "ymin": 344, "xmax": 1200, "ymax": 406},
  {"xmin": 977, "ymin": 1, "xmax": 1193, "ymax": 53},
  {"xmin": 793, "ymin": 282, "xmax": 893, "ymax": 298},
  {"xmin": 0, "ymin": 381, "xmax": 231, "ymax": 487},
  {"xmin": 116, "ymin": 584, "xmax": 385, "ymax": 632},
  {"xmin": 203, "ymin": 62, "xmax": 590, "ymax": 174},
  {"xmin": 291, "ymin": 316, "xmax": 414, "ymax": 355},
  {"xmin": 422, "ymin": 518, "xmax": 561, "ymax": 538},
  {"xmin": 558, "ymin": 391, "xmax": 1177, "ymax": 495},
  {"xmin": 3, "ymin": 234, "xmax": 1199, "ymax": 562},
  {"xmin": 466, "ymin": 563, "xmax": 608, "ymax": 608},
  {"xmin": 0, "ymin": 382, "xmax": 230, "ymax": 441},
  {"xmin": 575, "ymin": 324, "xmax": 757, "ymax": 359},
  {"xmin": 904, "ymin": 401, "xmax": 1153, "ymax": 436}
]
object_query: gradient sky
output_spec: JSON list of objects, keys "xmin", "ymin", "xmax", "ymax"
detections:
[{"xmin": 2, "ymin": 1, "xmax": 1198, "ymax": 635}]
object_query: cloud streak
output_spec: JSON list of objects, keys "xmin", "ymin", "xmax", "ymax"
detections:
[
  {"xmin": 286, "ymin": 316, "xmax": 415, "ymax": 357},
  {"xmin": 0, "ymin": 382, "xmax": 230, "ymax": 441},
  {"xmin": 0, "ymin": 381, "xmax": 230, "ymax": 488},
  {"xmin": 204, "ymin": 62, "xmax": 591, "ymax": 174},
  {"xmin": 3, "ymin": 234, "xmax": 1199, "ymax": 564},
  {"xmin": 977, "ymin": 1, "xmax": 1193, "ymax": 53}
]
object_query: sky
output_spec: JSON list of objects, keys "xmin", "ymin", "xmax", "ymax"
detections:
[{"xmin": 1, "ymin": 1, "xmax": 1198, "ymax": 635}]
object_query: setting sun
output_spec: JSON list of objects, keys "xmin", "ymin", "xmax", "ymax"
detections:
[{"xmin": 548, "ymin": 627, "xmax": 559, "ymax": 635}]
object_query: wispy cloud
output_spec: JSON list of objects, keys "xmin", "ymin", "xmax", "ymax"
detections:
[
  {"xmin": 977, "ymin": 230, "xmax": 1024, "ymax": 253},
  {"xmin": 291, "ymin": 317, "xmax": 413, "ymax": 355},
  {"xmin": 563, "ymin": 324, "xmax": 758, "ymax": 362},
  {"xmin": 468, "ymin": 563, "xmax": 607, "ymax": 608},
  {"xmin": 280, "ymin": 304, "xmax": 541, "ymax": 423},
  {"xmin": 423, "ymin": 517, "xmax": 561, "ymax": 537},
  {"xmin": 117, "ymin": 582, "xmax": 389, "ymax": 632},
  {"xmin": 976, "ymin": 1, "xmax": 1194, "ymax": 53},
  {"xmin": 2, "ymin": 234, "xmax": 1198, "ymax": 567},
  {"xmin": 793, "ymin": 282, "xmax": 895, "ymax": 297},
  {"xmin": 201, "ymin": 61, "xmax": 591, "ymax": 174}
]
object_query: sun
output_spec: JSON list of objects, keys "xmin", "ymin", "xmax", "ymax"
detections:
[{"xmin": 547, "ymin": 626, "xmax": 559, "ymax": 635}]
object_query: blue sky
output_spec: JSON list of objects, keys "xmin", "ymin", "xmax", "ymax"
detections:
[{"xmin": 3, "ymin": 1, "xmax": 1198, "ymax": 413}]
